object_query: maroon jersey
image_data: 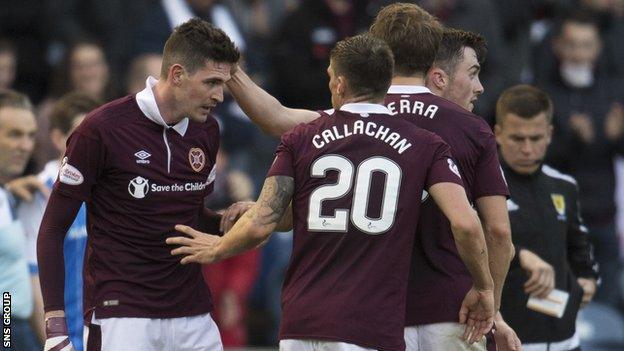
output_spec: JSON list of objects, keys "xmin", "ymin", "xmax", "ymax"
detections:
[
  {"xmin": 54, "ymin": 79, "xmax": 219, "ymax": 319},
  {"xmin": 267, "ymin": 103, "xmax": 463, "ymax": 350},
  {"xmin": 384, "ymin": 85, "xmax": 509, "ymax": 326}
]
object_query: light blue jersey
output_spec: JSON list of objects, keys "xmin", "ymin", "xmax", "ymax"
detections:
[{"xmin": 19, "ymin": 161, "xmax": 87, "ymax": 351}]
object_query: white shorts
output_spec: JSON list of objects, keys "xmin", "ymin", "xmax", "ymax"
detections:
[
  {"xmin": 84, "ymin": 312, "xmax": 222, "ymax": 351},
  {"xmin": 279, "ymin": 339, "xmax": 376, "ymax": 351},
  {"xmin": 404, "ymin": 322, "xmax": 486, "ymax": 351}
]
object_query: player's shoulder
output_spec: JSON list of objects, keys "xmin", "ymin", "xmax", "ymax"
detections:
[
  {"xmin": 284, "ymin": 109, "xmax": 331, "ymax": 139},
  {"xmin": 434, "ymin": 95, "xmax": 491, "ymax": 130},
  {"xmin": 77, "ymin": 95, "xmax": 138, "ymax": 133},
  {"xmin": 541, "ymin": 164, "xmax": 578, "ymax": 190}
]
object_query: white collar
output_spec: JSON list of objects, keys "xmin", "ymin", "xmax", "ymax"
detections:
[
  {"xmin": 136, "ymin": 76, "xmax": 189, "ymax": 136},
  {"xmin": 339, "ymin": 103, "xmax": 392, "ymax": 115},
  {"xmin": 387, "ymin": 85, "xmax": 432, "ymax": 95}
]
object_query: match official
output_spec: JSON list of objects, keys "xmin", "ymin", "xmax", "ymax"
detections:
[{"xmin": 495, "ymin": 85, "xmax": 599, "ymax": 351}]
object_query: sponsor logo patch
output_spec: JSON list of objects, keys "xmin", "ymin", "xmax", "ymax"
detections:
[
  {"xmin": 188, "ymin": 148, "xmax": 205, "ymax": 172},
  {"xmin": 128, "ymin": 176, "xmax": 149, "ymax": 199},
  {"xmin": 59, "ymin": 157, "xmax": 84, "ymax": 185}
]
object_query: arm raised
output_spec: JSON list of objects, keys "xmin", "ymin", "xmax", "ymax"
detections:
[{"xmin": 227, "ymin": 66, "xmax": 320, "ymax": 136}]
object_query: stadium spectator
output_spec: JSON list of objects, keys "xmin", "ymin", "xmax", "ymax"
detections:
[
  {"xmin": 18, "ymin": 92, "xmax": 100, "ymax": 351},
  {"xmin": 37, "ymin": 19, "xmax": 239, "ymax": 351},
  {"xmin": 36, "ymin": 40, "xmax": 115, "ymax": 170},
  {"xmin": 0, "ymin": 90, "xmax": 41, "ymax": 350},
  {"xmin": 132, "ymin": 0, "xmax": 245, "ymax": 57},
  {"xmin": 44, "ymin": 0, "xmax": 154, "ymax": 87},
  {"xmin": 126, "ymin": 53, "xmax": 163, "ymax": 94},
  {"xmin": 0, "ymin": 39, "xmax": 17, "ymax": 90},
  {"xmin": 539, "ymin": 10, "xmax": 624, "ymax": 309},
  {"xmin": 496, "ymin": 84, "xmax": 599, "ymax": 350},
  {"xmin": 168, "ymin": 33, "xmax": 495, "ymax": 351},
  {"xmin": 0, "ymin": 0, "xmax": 49, "ymax": 101},
  {"xmin": 270, "ymin": 0, "xmax": 374, "ymax": 110},
  {"xmin": 224, "ymin": 0, "xmax": 299, "ymax": 83},
  {"xmin": 578, "ymin": 0, "xmax": 624, "ymax": 86}
]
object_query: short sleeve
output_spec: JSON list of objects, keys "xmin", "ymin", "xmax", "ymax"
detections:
[
  {"xmin": 473, "ymin": 130, "xmax": 509, "ymax": 198},
  {"xmin": 267, "ymin": 129, "xmax": 297, "ymax": 178},
  {"xmin": 426, "ymin": 137, "xmax": 464, "ymax": 189},
  {"xmin": 54, "ymin": 128, "xmax": 104, "ymax": 201}
]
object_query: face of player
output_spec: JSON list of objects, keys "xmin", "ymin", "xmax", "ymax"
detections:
[
  {"xmin": 178, "ymin": 60, "xmax": 232, "ymax": 123},
  {"xmin": 70, "ymin": 44, "xmax": 109, "ymax": 98},
  {"xmin": 0, "ymin": 107, "xmax": 36, "ymax": 183},
  {"xmin": 442, "ymin": 47, "xmax": 484, "ymax": 111},
  {"xmin": 495, "ymin": 112, "xmax": 552, "ymax": 175}
]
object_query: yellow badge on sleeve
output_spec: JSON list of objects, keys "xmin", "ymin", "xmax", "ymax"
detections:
[{"xmin": 551, "ymin": 194, "xmax": 566, "ymax": 220}]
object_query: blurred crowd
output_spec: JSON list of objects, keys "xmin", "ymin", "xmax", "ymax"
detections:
[{"xmin": 1, "ymin": 0, "xmax": 624, "ymax": 348}]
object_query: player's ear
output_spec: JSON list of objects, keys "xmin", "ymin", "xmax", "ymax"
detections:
[
  {"xmin": 428, "ymin": 68, "xmax": 447, "ymax": 90},
  {"xmin": 336, "ymin": 75, "xmax": 346, "ymax": 96},
  {"xmin": 169, "ymin": 64, "xmax": 185, "ymax": 85}
]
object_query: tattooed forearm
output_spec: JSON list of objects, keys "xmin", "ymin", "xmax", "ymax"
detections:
[{"xmin": 246, "ymin": 176, "xmax": 294, "ymax": 227}]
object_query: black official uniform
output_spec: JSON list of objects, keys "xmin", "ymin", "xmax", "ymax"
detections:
[{"xmin": 500, "ymin": 162, "xmax": 599, "ymax": 349}]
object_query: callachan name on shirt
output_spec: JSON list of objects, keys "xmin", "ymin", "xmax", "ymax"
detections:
[{"xmin": 312, "ymin": 120, "xmax": 412, "ymax": 154}]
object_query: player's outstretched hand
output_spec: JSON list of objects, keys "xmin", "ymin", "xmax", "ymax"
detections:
[
  {"xmin": 459, "ymin": 286, "xmax": 495, "ymax": 344},
  {"xmin": 167, "ymin": 225, "xmax": 222, "ymax": 264},
  {"xmin": 220, "ymin": 201, "xmax": 255, "ymax": 233},
  {"xmin": 44, "ymin": 317, "xmax": 75, "ymax": 351}
]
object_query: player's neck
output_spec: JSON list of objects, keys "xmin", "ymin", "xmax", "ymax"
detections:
[
  {"xmin": 152, "ymin": 82, "xmax": 185, "ymax": 125},
  {"xmin": 391, "ymin": 75, "xmax": 426, "ymax": 87},
  {"xmin": 340, "ymin": 94, "xmax": 384, "ymax": 106}
]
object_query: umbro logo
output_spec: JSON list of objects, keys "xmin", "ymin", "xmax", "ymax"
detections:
[{"xmin": 135, "ymin": 150, "xmax": 151, "ymax": 164}]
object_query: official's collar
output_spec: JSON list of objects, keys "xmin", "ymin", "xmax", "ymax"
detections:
[{"xmin": 136, "ymin": 76, "xmax": 189, "ymax": 136}]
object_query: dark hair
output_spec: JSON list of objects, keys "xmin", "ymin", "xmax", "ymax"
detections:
[
  {"xmin": 553, "ymin": 9, "xmax": 601, "ymax": 37},
  {"xmin": 370, "ymin": 3, "xmax": 443, "ymax": 76},
  {"xmin": 50, "ymin": 91, "xmax": 101, "ymax": 134},
  {"xmin": 0, "ymin": 89, "xmax": 32, "ymax": 111},
  {"xmin": 330, "ymin": 34, "xmax": 394, "ymax": 101},
  {"xmin": 161, "ymin": 18, "xmax": 240, "ymax": 77},
  {"xmin": 496, "ymin": 85, "xmax": 553, "ymax": 124},
  {"xmin": 434, "ymin": 28, "xmax": 487, "ymax": 76}
]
